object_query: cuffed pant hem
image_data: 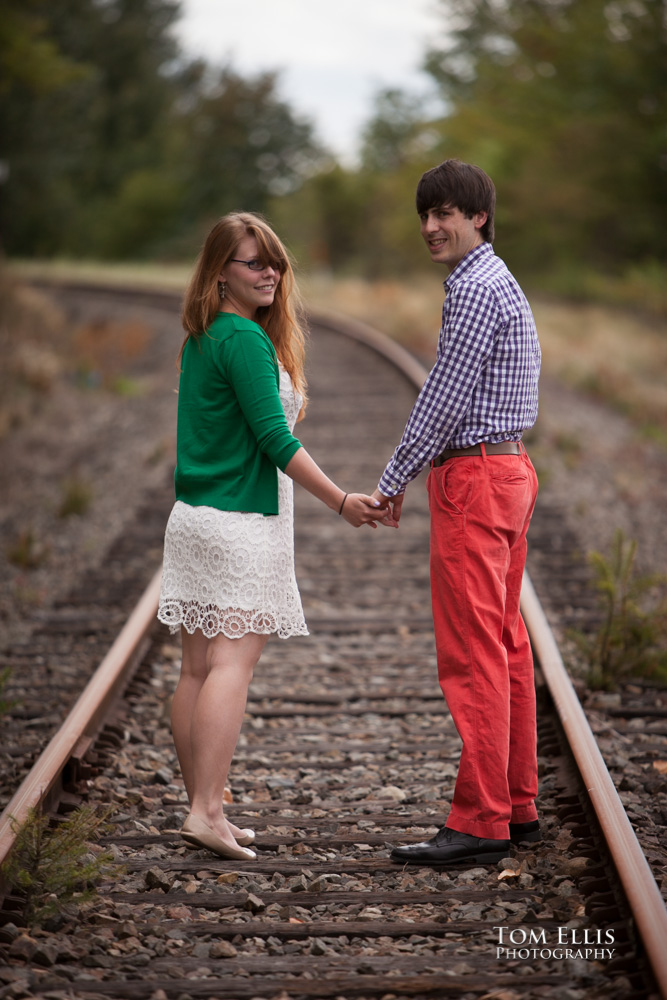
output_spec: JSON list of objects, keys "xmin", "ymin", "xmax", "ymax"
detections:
[
  {"xmin": 510, "ymin": 804, "xmax": 539, "ymax": 824},
  {"xmin": 446, "ymin": 813, "xmax": 512, "ymax": 841}
]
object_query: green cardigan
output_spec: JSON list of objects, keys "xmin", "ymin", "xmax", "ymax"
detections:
[{"xmin": 174, "ymin": 312, "xmax": 302, "ymax": 515}]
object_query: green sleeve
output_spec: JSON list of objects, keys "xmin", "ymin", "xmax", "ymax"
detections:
[{"xmin": 222, "ymin": 325, "xmax": 302, "ymax": 471}]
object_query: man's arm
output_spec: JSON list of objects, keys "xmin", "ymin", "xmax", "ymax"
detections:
[{"xmin": 378, "ymin": 281, "xmax": 500, "ymax": 497}]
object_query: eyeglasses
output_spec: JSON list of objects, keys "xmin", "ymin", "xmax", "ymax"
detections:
[{"xmin": 230, "ymin": 258, "xmax": 284, "ymax": 272}]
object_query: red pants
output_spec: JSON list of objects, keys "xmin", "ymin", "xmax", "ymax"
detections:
[{"xmin": 427, "ymin": 448, "xmax": 539, "ymax": 839}]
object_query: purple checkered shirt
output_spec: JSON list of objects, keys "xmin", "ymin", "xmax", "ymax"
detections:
[{"xmin": 378, "ymin": 242, "xmax": 541, "ymax": 497}]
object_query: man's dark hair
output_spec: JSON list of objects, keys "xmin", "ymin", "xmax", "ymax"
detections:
[{"xmin": 416, "ymin": 159, "xmax": 496, "ymax": 242}]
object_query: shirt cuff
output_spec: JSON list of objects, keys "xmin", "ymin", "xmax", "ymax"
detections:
[{"xmin": 378, "ymin": 471, "xmax": 406, "ymax": 497}]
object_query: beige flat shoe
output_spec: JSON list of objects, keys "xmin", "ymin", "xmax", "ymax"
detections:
[
  {"xmin": 181, "ymin": 814, "xmax": 256, "ymax": 860},
  {"xmin": 235, "ymin": 828, "xmax": 255, "ymax": 846}
]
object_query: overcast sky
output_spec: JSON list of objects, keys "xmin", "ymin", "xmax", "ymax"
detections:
[{"xmin": 174, "ymin": 0, "xmax": 445, "ymax": 164}]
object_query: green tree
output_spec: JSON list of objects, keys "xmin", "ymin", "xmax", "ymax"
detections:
[
  {"xmin": 0, "ymin": 0, "xmax": 92, "ymax": 255},
  {"xmin": 360, "ymin": 88, "xmax": 434, "ymax": 173},
  {"xmin": 174, "ymin": 65, "xmax": 324, "ymax": 241},
  {"xmin": 0, "ymin": 2, "xmax": 85, "ymax": 97},
  {"xmin": 0, "ymin": 0, "xmax": 183, "ymax": 257},
  {"xmin": 423, "ymin": 0, "xmax": 667, "ymax": 274},
  {"xmin": 272, "ymin": 88, "xmax": 443, "ymax": 278},
  {"xmin": 0, "ymin": 3, "xmax": 324, "ymax": 260}
]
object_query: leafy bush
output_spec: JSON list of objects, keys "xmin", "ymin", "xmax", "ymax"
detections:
[
  {"xmin": 58, "ymin": 477, "xmax": 93, "ymax": 518},
  {"xmin": 569, "ymin": 529, "xmax": 667, "ymax": 689},
  {"xmin": 6, "ymin": 528, "xmax": 50, "ymax": 569},
  {"xmin": 1, "ymin": 805, "xmax": 118, "ymax": 927},
  {"xmin": 0, "ymin": 667, "xmax": 17, "ymax": 715}
]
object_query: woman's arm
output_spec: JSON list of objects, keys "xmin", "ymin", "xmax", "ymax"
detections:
[
  {"xmin": 284, "ymin": 448, "xmax": 395, "ymax": 529},
  {"xmin": 224, "ymin": 326, "xmax": 302, "ymax": 471}
]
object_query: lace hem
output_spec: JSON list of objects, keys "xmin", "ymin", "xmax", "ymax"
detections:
[{"xmin": 157, "ymin": 600, "xmax": 309, "ymax": 640}]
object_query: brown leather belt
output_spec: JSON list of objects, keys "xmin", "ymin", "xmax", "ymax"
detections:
[{"xmin": 432, "ymin": 441, "xmax": 522, "ymax": 467}]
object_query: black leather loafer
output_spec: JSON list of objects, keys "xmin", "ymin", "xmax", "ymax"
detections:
[
  {"xmin": 509, "ymin": 820, "xmax": 541, "ymax": 844},
  {"xmin": 390, "ymin": 826, "xmax": 510, "ymax": 866}
]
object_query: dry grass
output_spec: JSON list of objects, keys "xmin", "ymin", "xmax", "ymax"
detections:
[
  {"xmin": 9, "ymin": 258, "xmax": 190, "ymax": 292},
  {"xmin": 531, "ymin": 300, "xmax": 667, "ymax": 433},
  {"xmin": 1, "ymin": 263, "xmax": 165, "ymax": 439},
  {"xmin": 302, "ymin": 274, "xmax": 444, "ymax": 359},
  {"xmin": 0, "ymin": 278, "xmax": 68, "ymax": 438},
  {"xmin": 73, "ymin": 318, "xmax": 153, "ymax": 389}
]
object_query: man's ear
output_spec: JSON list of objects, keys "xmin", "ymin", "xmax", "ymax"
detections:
[{"xmin": 473, "ymin": 211, "xmax": 488, "ymax": 231}]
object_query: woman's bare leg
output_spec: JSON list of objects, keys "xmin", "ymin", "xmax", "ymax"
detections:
[
  {"xmin": 171, "ymin": 626, "xmax": 208, "ymax": 800},
  {"xmin": 172, "ymin": 627, "xmax": 267, "ymax": 847}
]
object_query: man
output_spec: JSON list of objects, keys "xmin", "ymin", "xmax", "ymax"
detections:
[{"xmin": 374, "ymin": 159, "xmax": 542, "ymax": 866}]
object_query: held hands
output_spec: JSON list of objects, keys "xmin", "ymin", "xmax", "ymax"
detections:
[
  {"xmin": 339, "ymin": 491, "xmax": 403, "ymax": 529},
  {"xmin": 339, "ymin": 493, "xmax": 387, "ymax": 529},
  {"xmin": 285, "ymin": 449, "xmax": 402, "ymax": 529},
  {"xmin": 372, "ymin": 487, "xmax": 404, "ymax": 528}
]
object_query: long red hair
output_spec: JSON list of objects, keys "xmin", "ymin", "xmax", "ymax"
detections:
[{"xmin": 180, "ymin": 212, "xmax": 307, "ymax": 406}]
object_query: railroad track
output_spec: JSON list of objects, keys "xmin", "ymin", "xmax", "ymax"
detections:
[{"xmin": 0, "ymin": 282, "xmax": 666, "ymax": 999}]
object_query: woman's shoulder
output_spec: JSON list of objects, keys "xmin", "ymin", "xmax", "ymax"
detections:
[
  {"xmin": 209, "ymin": 311, "xmax": 266, "ymax": 338},
  {"xmin": 208, "ymin": 312, "xmax": 275, "ymax": 357}
]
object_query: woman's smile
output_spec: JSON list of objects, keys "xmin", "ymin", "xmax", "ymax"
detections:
[{"xmin": 219, "ymin": 234, "xmax": 281, "ymax": 319}]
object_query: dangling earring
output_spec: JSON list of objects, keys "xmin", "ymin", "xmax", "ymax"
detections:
[{"xmin": 218, "ymin": 282, "xmax": 227, "ymax": 301}]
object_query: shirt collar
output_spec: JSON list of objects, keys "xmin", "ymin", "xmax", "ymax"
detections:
[{"xmin": 443, "ymin": 241, "xmax": 494, "ymax": 290}]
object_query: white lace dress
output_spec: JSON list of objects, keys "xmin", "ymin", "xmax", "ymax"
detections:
[{"xmin": 157, "ymin": 369, "xmax": 308, "ymax": 640}]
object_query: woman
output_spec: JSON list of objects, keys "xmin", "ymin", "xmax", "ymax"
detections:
[{"xmin": 158, "ymin": 212, "xmax": 388, "ymax": 861}]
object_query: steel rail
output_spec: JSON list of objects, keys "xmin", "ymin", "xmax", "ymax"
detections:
[
  {"xmin": 323, "ymin": 307, "xmax": 667, "ymax": 999},
  {"xmin": 2, "ymin": 288, "xmax": 665, "ymax": 996},
  {"xmin": 521, "ymin": 575, "xmax": 667, "ymax": 997},
  {"xmin": 0, "ymin": 569, "xmax": 163, "ymax": 868}
]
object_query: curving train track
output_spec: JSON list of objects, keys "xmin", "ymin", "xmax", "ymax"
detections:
[{"xmin": 0, "ymin": 281, "xmax": 666, "ymax": 1000}]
